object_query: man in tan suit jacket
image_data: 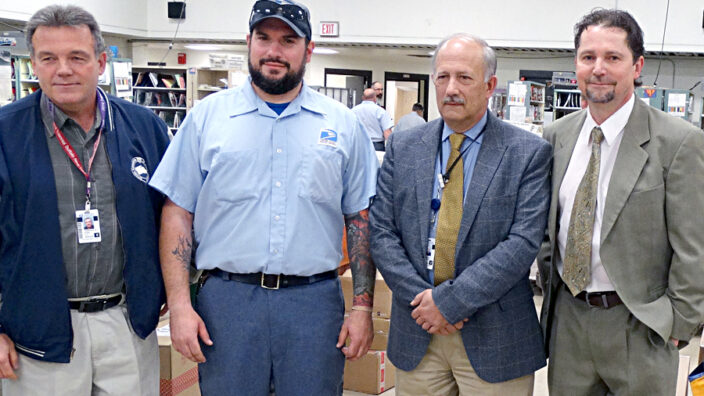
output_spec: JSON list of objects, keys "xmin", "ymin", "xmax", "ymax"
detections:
[{"xmin": 538, "ymin": 9, "xmax": 704, "ymax": 395}]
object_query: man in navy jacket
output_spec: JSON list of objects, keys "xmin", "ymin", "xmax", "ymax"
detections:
[{"xmin": 0, "ymin": 5, "xmax": 169, "ymax": 395}]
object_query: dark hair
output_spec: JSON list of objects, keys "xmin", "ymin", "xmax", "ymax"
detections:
[
  {"xmin": 25, "ymin": 4, "xmax": 106, "ymax": 58},
  {"xmin": 412, "ymin": 103, "xmax": 424, "ymax": 112},
  {"xmin": 574, "ymin": 8, "xmax": 644, "ymax": 86}
]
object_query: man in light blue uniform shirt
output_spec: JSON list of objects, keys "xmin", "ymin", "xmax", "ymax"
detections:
[
  {"xmin": 149, "ymin": 1, "xmax": 379, "ymax": 394},
  {"xmin": 352, "ymin": 88, "xmax": 393, "ymax": 151},
  {"xmin": 395, "ymin": 103, "xmax": 427, "ymax": 133}
]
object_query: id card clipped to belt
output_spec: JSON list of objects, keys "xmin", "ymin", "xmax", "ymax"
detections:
[{"xmin": 75, "ymin": 205, "xmax": 101, "ymax": 244}]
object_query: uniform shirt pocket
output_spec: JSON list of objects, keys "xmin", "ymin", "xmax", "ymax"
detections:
[
  {"xmin": 298, "ymin": 147, "xmax": 343, "ymax": 203},
  {"xmin": 212, "ymin": 149, "xmax": 260, "ymax": 204}
]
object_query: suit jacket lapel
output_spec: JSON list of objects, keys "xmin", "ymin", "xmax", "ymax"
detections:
[
  {"xmin": 456, "ymin": 114, "xmax": 506, "ymax": 246},
  {"xmin": 415, "ymin": 119, "xmax": 444, "ymax": 251},
  {"xmin": 601, "ymin": 99, "xmax": 650, "ymax": 240},
  {"xmin": 550, "ymin": 111, "xmax": 586, "ymax": 241}
]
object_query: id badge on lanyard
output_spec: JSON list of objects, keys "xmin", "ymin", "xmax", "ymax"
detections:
[{"xmin": 49, "ymin": 90, "xmax": 107, "ymax": 244}]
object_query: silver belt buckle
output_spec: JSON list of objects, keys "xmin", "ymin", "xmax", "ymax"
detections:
[
  {"xmin": 582, "ymin": 292, "xmax": 596, "ymax": 308},
  {"xmin": 260, "ymin": 273, "xmax": 281, "ymax": 290},
  {"xmin": 583, "ymin": 292, "xmax": 608, "ymax": 308}
]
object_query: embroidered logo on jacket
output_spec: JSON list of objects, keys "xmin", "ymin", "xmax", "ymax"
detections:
[{"xmin": 131, "ymin": 157, "xmax": 150, "ymax": 183}]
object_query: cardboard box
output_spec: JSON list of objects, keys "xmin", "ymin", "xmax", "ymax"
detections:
[
  {"xmin": 341, "ymin": 270, "xmax": 392, "ymax": 318},
  {"xmin": 157, "ymin": 322, "xmax": 200, "ymax": 396},
  {"xmin": 344, "ymin": 316, "xmax": 391, "ymax": 351},
  {"xmin": 370, "ymin": 317, "xmax": 390, "ymax": 350},
  {"xmin": 369, "ymin": 332, "xmax": 389, "ymax": 351},
  {"xmin": 343, "ymin": 351, "xmax": 395, "ymax": 394}
]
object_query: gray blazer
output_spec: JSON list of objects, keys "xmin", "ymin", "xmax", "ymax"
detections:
[
  {"xmin": 538, "ymin": 98, "xmax": 704, "ymax": 353},
  {"xmin": 370, "ymin": 113, "xmax": 551, "ymax": 383}
]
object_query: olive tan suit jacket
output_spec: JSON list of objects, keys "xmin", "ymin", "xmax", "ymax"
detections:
[{"xmin": 538, "ymin": 97, "xmax": 704, "ymax": 353}]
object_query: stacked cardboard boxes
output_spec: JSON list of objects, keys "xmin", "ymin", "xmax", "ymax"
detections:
[
  {"xmin": 341, "ymin": 270, "xmax": 395, "ymax": 394},
  {"xmin": 157, "ymin": 321, "xmax": 201, "ymax": 396}
]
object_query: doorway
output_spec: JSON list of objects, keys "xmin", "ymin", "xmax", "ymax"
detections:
[
  {"xmin": 324, "ymin": 68, "xmax": 373, "ymax": 107},
  {"xmin": 384, "ymin": 71, "xmax": 429, "ymax": 125}
]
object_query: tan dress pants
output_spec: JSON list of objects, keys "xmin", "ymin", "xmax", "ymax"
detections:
[
  {"xmin": 2, "ymin": 305, "xmax": 158, "ymax": 396},
  {"xmin": 396, "ymin": 331, "xmax": 534, "ymax": 396}
]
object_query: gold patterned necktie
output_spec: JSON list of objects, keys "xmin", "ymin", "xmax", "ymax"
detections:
[
  {"xmin": 563, "ymin": 126, "xmax": 604, "ymax": 295},
  {"xmin": 434, "ymin": 133, "xmax": 467, "ymax": 286}
]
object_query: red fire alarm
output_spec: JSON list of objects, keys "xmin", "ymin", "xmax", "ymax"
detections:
[{"xmin": 177, "ymin": 52, "xmax": 186, "ymax": 64}]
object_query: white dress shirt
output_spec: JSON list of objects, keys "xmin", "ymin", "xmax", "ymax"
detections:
[{"xmin": 557, "ymin": 95, "xmax": 635, "ymax": 292}]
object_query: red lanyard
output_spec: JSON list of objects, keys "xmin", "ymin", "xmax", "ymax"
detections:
[
  {"xmin": 53, "ymin": 123, "xmax": 102, "ymax": 202},
  {"xmin": 49, "ymin": 90, "xmax": 107, "ymax": 205}
]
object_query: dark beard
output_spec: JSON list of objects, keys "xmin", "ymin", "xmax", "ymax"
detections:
[
  {"xmin": 586, "ymin": 89, "xmax": 615, "ymax": 104},
  {"xmin": 249, "ymin": 56, "xmax": 306, "ymax": 95}
]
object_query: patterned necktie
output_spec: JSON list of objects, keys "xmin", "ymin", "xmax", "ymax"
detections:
[
  {"xmin": 563, "ymin": 127, "xmax": 604, "ymax": 295},
  {"xmin": 434, "ymin": 133, "xmax": 467, "ymax": 286}
]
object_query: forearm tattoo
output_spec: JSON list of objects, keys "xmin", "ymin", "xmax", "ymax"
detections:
[
  {"xmin": 172, "ymin": 234, "xmax": 193, "ymax": 272},
  {"xmin": 345, "ymin": 210, "xmax": 375, "ymax": 307}
]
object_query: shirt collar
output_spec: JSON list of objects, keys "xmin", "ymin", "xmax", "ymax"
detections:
[
  {"xmin": 442, "ymin": 110, "xmax": 488, "ymax": 143},
  {"xmin": 229, "ymin": 76, "xmax": 327, "ymax": 118},
  {"xmin": 40, "ymin": 91, "xmax": 102, "ymax": 138},
  {"xmin": 584, "ymin": 94, "xmax": 635, "ymax": 145}
]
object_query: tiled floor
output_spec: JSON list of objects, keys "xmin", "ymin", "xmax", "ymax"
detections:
[{"xmin": 343, "ymin": 295, "xmax": 701, "ymax": 396}]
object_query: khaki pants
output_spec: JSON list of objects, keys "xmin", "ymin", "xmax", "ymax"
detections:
[
  {"xmin": 2, "ymin": 305, "xmax": 158, "ymax": 396},
  {"xmin": 397, "ymin": 332, "xmax": 534, "ymax": 396}
]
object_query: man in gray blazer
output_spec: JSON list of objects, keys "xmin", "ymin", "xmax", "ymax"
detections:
[
  {"xmin": 370, "ymin": 33, "xmax": 551, "ymax": 395},
  {"xmin": 538, "ymin": 9, "xmax": 704, "ymax": 395}
]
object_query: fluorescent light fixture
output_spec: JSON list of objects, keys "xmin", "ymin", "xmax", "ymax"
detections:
[
  {"xmin": 184, "ymin": 44, "xmax": 223, "ymax": 51},
  {"xmin": 313, "ymin": 47, "xmax": 339, "ymax": 55}
]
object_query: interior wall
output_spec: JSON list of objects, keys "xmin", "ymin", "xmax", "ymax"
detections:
[
  {"xmin": 0, "ymin": 0, "xmax": 148, "ymax": 37},
  {"xmin": 3, "ymin": 1, "xmax": 704, "ymax": 52},
  {"xmin": 132, "ymin": 43, "xmax": 704, "ymax": 123}
]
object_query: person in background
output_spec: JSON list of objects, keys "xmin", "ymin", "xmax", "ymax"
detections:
[
  {"xmin": 538, "ymin": 8, "xmax": 704, "ymax": 395},
  {"xmin": 370, "ymin": 33, "xmax": 551, "ymax": 395},
  {"xmin": 0, "ymin": 4, "xmax": 169, "ymax": 395},
  {"xmin": 150, "ymin": 0, "xmax": 379, "ymax": 394},
  {"xmin": 394, "ymin": 102, "xmax": 426, "ymax": 133},
  {"xmin": 352, "ymin": 87, "xmax": 393, "ymax": 151},
  {"xmin": 372, "ymin": 80, "xmax": 384, "ymax": 104}
]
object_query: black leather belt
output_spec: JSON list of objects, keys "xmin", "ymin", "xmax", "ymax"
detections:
[
  {"xmin": 567, "ymin": 284, "xmax": 623, "ymax": 309},
  {"xmin": 210, "ymin": 268, "xmax": 337, "ymax": 290},
  {"xmin": 68, "ymin": 295, "xmax": 122, "ymax": 313}
]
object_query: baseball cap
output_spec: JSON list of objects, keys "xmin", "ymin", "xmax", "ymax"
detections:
[{"xmin": 249, "ymin": 0, "xmax": 312, "ymax": 41}]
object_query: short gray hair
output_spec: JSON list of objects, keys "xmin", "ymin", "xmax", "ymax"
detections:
[
  {"xmin": 25, "ymin": 4, "xmax": 106, "ymax": 57},
  {"xmin": 431, "ymin": 33, "xmax": 497, "ymax": 82}
]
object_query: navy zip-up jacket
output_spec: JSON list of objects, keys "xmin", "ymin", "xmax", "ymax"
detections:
[{"xmin": 0, "ymin": 90, "xmax": 169, "ymax": 363}]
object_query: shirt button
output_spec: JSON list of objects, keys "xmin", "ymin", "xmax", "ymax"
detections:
[
  {"xmin": 276, "ymin": 148, "xmax": 283, "ymax": 153},
  {"xmin": 274, "ymin": 215, "xmax": 280, "ymax": 221},
  {"xmin": 275, "ymin": 181, "xmax": 282, "ymax": 187}
]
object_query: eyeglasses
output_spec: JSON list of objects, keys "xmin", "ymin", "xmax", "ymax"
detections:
[{"xmin": 250, "ymin": 1, "xmax": 310, "ymax": 35}]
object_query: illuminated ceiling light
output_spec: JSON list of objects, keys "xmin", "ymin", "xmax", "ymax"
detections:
[
  {"xmin": 184, "ymin": 44, "xmax": 223, "ymax": 51},
  {"xmin": 313, "ymin": 47, "xmax": 339, "ymax": 55}
]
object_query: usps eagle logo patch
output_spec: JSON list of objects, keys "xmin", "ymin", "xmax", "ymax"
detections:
[
  {"xmin": 318, "ymin": 128, "xmax": 338, "ymax": 147},
  {"xmin": 131, "ymin": 157, "xmax": 150, "ymax": 183}
]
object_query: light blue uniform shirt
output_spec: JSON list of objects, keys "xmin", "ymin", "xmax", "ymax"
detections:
[
  {"xmin": 427, "ymin": 111, "xmax": 487, "ymax": 282},
  {"xmin": 150, "ymin": 78, "xmax": 379, "ymax": 276},
  {"xmin": 352, "ymin": 100, "xmax": 393, "ymax": 142}
]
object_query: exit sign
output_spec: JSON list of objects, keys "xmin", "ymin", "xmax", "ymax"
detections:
[{"xmin": 320, "ymin": 21, "xmax": 339, "ymax": 37}]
